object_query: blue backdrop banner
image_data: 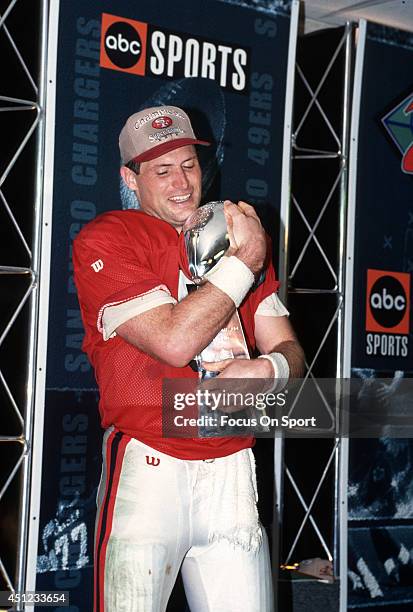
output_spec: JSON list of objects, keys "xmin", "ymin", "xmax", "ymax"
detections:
[
  {"xmin": 350, "ymin": 24, "xmax": 413, "ymax": 373},
  {"xmin": 348, "ymin": 21, "xmax": 413, "ymax": 611}
]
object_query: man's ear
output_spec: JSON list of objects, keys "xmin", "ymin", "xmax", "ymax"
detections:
[{"xmin": 120, "ymin": 166, "xmax": 139, "ymax": 191}]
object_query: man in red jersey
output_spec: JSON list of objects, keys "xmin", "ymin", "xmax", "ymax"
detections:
[{"xmin": 73, "ymin": 105, "xmax": 304, "ymax": 612}]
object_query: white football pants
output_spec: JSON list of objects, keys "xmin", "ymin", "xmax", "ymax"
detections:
[{"xmin": 94, "ymin": 428, "xmax": 274, "ymax": 612}]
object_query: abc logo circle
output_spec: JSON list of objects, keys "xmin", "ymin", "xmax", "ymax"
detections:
[
  {"xmin": 369, "ymin": 276, "xmax": 406, "ymax": 328},
  {"xmin": 104, "ymin": 22, "xmax": 142, "ymax": 69}
]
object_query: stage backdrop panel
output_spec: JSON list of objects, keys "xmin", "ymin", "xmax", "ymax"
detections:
[
  {"xmin": 347, "ymin": 21, "xmax": 413, "ymax": 611},
  {"xmin": 28, "ymin": 1, "xmax": 296, "ymax": 609}
]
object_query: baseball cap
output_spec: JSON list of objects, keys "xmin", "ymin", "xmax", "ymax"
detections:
[{"xmin": 119, "ymin": 105, "xmax": 210, "ymax": 164}]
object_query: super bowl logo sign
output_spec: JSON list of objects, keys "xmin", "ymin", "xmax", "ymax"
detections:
[
  {"xmin": 382, "ymin": 92, "xmax": 413, "ymax": 175},
  {"xmin": 100, "ymin": 13, "xmax": 250, "ymax": 94},
  {"xmin": 365, "ymin": 269, "xmax": 410, "ymax": 358}
]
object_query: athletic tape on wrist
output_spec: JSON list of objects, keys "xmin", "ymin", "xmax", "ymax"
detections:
[
  {"xmin": 258, "ymin": 352, "xmax": 290, "ymax": 393},
  {"xmin": 205, "ymin": 256, "xmax": 255, "ymax": 307}
]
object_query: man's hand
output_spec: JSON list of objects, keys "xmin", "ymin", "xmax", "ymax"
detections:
[
  {"xmin": 203, "ymin": 357, "xmax": 273, "ymax": 379},
  {"xmin": 200, "ymin": 357, "xmax": 274, "ymax": 412},
  {"xmin": 224, "ymin": 200, "xmax": 266, "ymax": 275}
]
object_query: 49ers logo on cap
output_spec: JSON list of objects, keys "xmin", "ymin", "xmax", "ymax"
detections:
[
  {"xmin": 100, "ymin": 13, "xmax": 147, "ymax": 76},
  {"xmin": 366, "ymin": 269, "xmax": 410, "ymax": 334},
  {"xmin": 152, "ymin": 117, "xmax": 173, "ymax": 129}
]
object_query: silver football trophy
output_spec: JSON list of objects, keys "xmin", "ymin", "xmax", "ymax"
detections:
[
  {"xmin": 183, "ymin": 201, "xmax": 266, "ymax": 436},
  {"xmin": 183, "ymin": 201, "xmax": 250, "ymax": 379}
]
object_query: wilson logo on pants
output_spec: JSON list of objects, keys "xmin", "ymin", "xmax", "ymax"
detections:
[{"xmin": 146, "ymin": 455, "xmax": 160, "ymax": 466}]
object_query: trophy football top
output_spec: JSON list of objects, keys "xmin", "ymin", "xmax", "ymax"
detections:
[{"xmin": 183, "ymin": 200, "xmax": 230, "ymax": 281}]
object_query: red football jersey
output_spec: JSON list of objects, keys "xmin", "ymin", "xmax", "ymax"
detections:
[{"xmin": 73, "ymin": 209, "xmax": 279, "ymax": 459}]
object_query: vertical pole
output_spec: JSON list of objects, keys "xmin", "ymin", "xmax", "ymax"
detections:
[
  {"xmin": 336, "ymin": 23, "xmax": 353, "ymax": 382},
  {"xmin": 279, "ymin": 0, "xmax": 299, "ymax": 303},
  {"xmin": 334, "ymin": 22, "xmax": 353, "ymax": 612},
  {"xmin": 274, "ymin": 2, "xmax": 300, "ymax": 609},
  {"xmin": 333, "ymin": 21, "xmax": 353, "ymax": 590},
  {"xmin": 340, "ymin": 18, "xmax": 367, "ymax": 612}
]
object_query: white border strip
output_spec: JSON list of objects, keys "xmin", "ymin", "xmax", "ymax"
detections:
[
  {"xmin": 339, "ymin": 18, "xmax": 367, "ymax": 612},
  {"xmin": 278, "ymin": 0, "xmax": 299, "ymax": 303},
  {"xmin": 343, "ymin": 21, "xmax": 366, "ymax": 376},
  {"xmin": 25, "ymin": 0, "xmax": 60, "ymax": 591},
  {"xmin": 274, "ymin": 4, "xmax": 299, "ymax": 609}
]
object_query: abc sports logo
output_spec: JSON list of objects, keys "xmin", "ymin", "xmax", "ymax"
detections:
[
  {"xmin": 99, "ymin": 13, "xmax": 249, "ymax": 93},
  {"xmin": 366, "ymin": 269, "xmax": 410, "ymax": 334},
  {"xmin": 100, "ymin": 13, "xmax": 147, "ymax": 75}
]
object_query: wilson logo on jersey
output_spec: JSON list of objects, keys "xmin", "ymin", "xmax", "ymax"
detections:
[{"xmin": 91, "ymin": 259, "xmax": 104, "ymax": 272}]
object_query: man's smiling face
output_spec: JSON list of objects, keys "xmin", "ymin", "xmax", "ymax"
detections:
[{"xmin": 126, "ymin": 145, "xmax": 202, "ymax": 232}]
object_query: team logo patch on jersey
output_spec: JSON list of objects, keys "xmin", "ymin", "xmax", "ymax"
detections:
[{"xmin": 382, "ymin": 92, "xmax": 413, "ymax": 174}]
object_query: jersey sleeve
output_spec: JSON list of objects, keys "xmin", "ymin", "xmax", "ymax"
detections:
[
  {"xmin": 245, "ymin": 247, "xmax": 281, "ymax": 315},
  {"xmin": 73, "ymin": 213, "xmax": 171, "ymax": 336},
  {"xmin": 255, "ymin": 292, "xmax": 289, "ymax": 317},
  {"xmin": 251, "ymin": 264, "xmax": 280, "ymax": 311},
  {"xmin": 101, "ymin": 289, "xmax": 177, "ymax": 340}
]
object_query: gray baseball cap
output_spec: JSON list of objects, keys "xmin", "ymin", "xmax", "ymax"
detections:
[{"xmin": 119, "ymin": 105, "xmax": 210, "ymax": 164}]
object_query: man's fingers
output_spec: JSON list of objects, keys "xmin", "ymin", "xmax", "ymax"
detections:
[
  {"xmin": 224, "ymin": 200, "xmax": 258, "ymax": 218},
  {"xmin": 222, "ymin": 200, "xmax": 266, "ymax": 273},
  {"xmin": 202, "ymin": 359, "xmax": 234, "ymax": 372},
  {"xmin": 223, "ymin": 203, "xmax": 238, "ymax": 250},
  {"xmin": 224, "ymin": 200, "xmax": 260, "ymax": 224},
  {"xmin": 237, "ymin": 201, "xmax": 260, "ymax": 219},
  {"xmin": 224, "ymin": 200, "xmax": 243, "ymax": 219}
]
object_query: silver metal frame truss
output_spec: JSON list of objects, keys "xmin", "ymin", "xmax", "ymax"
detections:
[
  {"xmin": 0, "ymin": 0, "xmax": 47, "ymax": 608},
  {"xmin": 276, "ymin": 22, "xmax": 354, "ymax": 611},
  {"xmin": 273, "ymin": 3, "xmax": 300, "ymax": 608}
]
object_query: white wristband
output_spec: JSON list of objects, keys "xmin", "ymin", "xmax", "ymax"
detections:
[
  {"xmin": 258, "ymin": 352, "xmax": 290, "ymax": 392},
  {"xmin": 205, "ymin": 255, "xmax": 254, "ymax": 307}
]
